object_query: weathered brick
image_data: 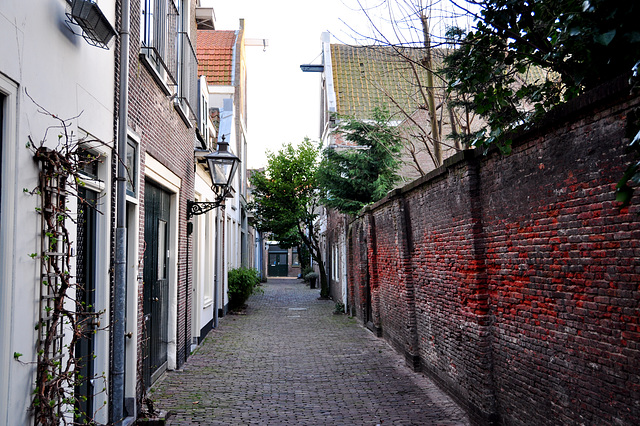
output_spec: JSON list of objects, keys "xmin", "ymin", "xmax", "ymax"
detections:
[{"xmin": 347, "ymin": 78, "xmax": 640, "ymax": 425}]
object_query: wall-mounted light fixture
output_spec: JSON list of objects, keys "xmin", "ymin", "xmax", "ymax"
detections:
[
  {"xmin": 188, "ymin": 136, "xmax": 240, "ymax": 219},
  {"xmin": 300, "ymin": 64, "xmax": 324, "ymax": 73}
]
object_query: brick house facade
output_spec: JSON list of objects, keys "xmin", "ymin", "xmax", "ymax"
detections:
[{"xmin": 123, "ymin": 0, "xmax": 198, "ymax": 414}]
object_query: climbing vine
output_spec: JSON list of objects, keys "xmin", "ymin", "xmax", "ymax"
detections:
[{"xmin": 25, "ymin": 96, "xmax": 109, "ymax": 425}]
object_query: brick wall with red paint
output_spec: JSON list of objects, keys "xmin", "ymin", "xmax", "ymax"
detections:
[{"xmin": 348, "ymin": 77, "xmax": 640, "ymax": 425}]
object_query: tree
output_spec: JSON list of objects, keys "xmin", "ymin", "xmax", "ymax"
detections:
[
  {"xmin": 336, "ymin": 0, "xmax": 478, "ymax": 176},
  {"xmin": 444, "ymin": 0, "xmax": 640, "ymax": 149},
  {"xmin": 443, "ymin": 0, "xmax": 640, "ymax": 202},
  {"xmin": 317, "ymin": 107, "xmax": 403, "ymax": 215},
  {"xmin": 249, "ymin": 139, "xmax": 331, "ymax": 297}
]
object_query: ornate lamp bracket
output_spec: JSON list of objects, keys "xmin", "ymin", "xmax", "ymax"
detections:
[{"xmin": 187, "ymin": 191, "xmax": 227, "ymax": 220}]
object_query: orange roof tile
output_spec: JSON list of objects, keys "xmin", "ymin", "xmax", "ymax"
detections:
[{"xmin": 197, "ymin": 30, "xmax": 236, "ymax": 86}]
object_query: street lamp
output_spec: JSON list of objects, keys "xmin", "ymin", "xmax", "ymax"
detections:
[{"xmin": 188, "ymin": 136, "xmax": 240, "ymax": 219}]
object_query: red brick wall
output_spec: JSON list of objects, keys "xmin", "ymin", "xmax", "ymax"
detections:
[
  {"xmin": 127, "ymin": 0, "xmax": 196, "ymax": 396},
  {"xmin": 348, "ymin": 77, "xmax": 640, "ymax": 425}
]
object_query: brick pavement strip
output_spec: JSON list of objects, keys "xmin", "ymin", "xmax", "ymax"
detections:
[{"xmin": 149, "ymin": 278, "xmax": 470, "ymax": 425}]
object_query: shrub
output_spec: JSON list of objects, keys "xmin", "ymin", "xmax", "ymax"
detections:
[
  {"xmin": 228, "ymin": 267, "xmax": 261, "ymax": 310},
  {"xmin": 301, "ymin": 266, "xmax": 314, "ymax": 282},
  {"xmin": 304, "ymin": 271, "xmax": 318, "ymax": 280}
]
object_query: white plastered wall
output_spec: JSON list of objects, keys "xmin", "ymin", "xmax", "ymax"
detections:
[
  {"xmin": 192, "ymin": 169, "xmax": 217, "ymax": 342},
  {"xmin": 0, "ymin": 0, "xmax": 116, "ymax": 423}
]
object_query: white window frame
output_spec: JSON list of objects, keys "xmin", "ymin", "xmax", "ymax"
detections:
[{"xmin": 0, "ymin": 73, "xmax": 18, "ymax": 426}]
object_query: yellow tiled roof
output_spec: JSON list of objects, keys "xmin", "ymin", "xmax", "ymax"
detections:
[{"xmin": 330, "ymin": 44, "xmax": 447, "ymax": 120}]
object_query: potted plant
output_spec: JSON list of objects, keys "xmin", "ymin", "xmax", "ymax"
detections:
[
  {"xmin": 228, "ymin": 267, "xmax": 262, "ymax": 311},
  {"xmin": 70, "ymin": 0, "xmax": 116, "ymax": 48},
  {"xmin": 305, "ymin": 271, "xmax": 319, "ymax": 289}
]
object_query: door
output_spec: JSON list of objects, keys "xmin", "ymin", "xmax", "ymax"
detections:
[
  {"xmin": 268, "ymin": 251, "xmax": 288, "ymax": 277},
  {"xmin": 75, "ymin": 187, "xmax": 97, "ymax": 419},
  {"xmin": 143, "ymin": 181, "xmax": 171, "ymax": 386}
]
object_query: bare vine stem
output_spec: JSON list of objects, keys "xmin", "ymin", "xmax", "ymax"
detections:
[{"xmin": 26, "ymin": 95, "xmax": 110, "ymax": 425}]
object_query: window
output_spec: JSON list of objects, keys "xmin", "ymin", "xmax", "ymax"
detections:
[
  {"xmin": 0, "ymin": 75, "xmax": 18, "ymax": 363},
  {"xmin": 77, "ymin": 148, "xmax": 99, "ymax": 180},
  {"xmin": 292, "ymin": 248, "xmax": 300, "ymax": 266},
  {"xmin": 174, "ymin": 0, "xmax": 197, "ymax": 123},
  {"xmin": 197, "ymin": 77, "xmax": 210, "ymax": 147},
  {"xmin": 203, "ymin": 214, "xmax": 213, "ymax": 304},
  {"xmin": 157, "ymin": 219, "xmax": 167, "ymax": 279},
  {"xmin": 332, "ymin": 245, "xmax": 340, "ymax": 280},
  {"xmin": 126, "ymin": 139, "xmax": 138, "ymax": 197},
  {"xmin": 140, "ymin": 0, "xmax": 179, "ymax": 91},
  {"xmin": 140, "ymin": 0, "xmax": 197, "ymax": 123},
  {"xmin": 176, "ymin": 28, "xmax": 197, "ymax": 119}
]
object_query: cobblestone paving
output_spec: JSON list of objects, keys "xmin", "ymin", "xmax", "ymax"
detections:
[{"xmin": 150, "ymin": 278, "xmax": 470, "ymax": 425}]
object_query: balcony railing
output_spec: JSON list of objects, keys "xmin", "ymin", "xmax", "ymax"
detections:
[
  {"xmin": 139, "ymin": 0, "xmax": 179, "ymax": 90},
  {"xmin": 177, "ymin": 31, "xmax": 199, "ymax": 119}
]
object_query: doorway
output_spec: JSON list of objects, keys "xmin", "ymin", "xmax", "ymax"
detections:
[
  {"xmin": 267, "ymin": 245, "xmax": 289, "ymax": 277},
  {"xmin": 143, "ymin": 181, "xmax": 171, "ymax": 386}
]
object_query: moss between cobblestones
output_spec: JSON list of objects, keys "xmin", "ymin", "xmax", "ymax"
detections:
[{"xmin": 147, "ymin": 279, "xmax": 470, "ymax": 425}]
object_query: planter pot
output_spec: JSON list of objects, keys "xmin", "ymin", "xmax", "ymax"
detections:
[
  {"xmin": 70, "ymin": 0, "xmax": 116, "ymax": 47},
  {"xmin": 309, "ymin": 277, "xmax": 317, "ymax": 289}
]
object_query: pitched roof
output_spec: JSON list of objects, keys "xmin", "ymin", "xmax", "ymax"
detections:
[
  {"xmin": 197, "ymin": 30, "xmax": 236, "ymax": 86},
  {"xmin": 330, "ymin": 44, "xmax": 445, "ymax": 120}
]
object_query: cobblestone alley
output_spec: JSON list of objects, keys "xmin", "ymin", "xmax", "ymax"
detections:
[{"xmin": 149, "ymin": 277, "xmax": 470, "ymax": 425}]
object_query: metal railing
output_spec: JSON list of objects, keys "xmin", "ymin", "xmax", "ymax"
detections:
[
  {"xmin": 140, "ymin": 0, "xmax": 179, "ymax": 86},
  {"xmin": 178, "ymin": 31, "xmax": 198, "ymax": 119}
]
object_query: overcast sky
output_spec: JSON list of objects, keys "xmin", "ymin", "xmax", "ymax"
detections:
[
  {"xmin": 200, "ymin": 0, "xmax": 476, "ymax": 169},
  {"xmin": 197, "ymin": 1, "xmax": 355, "ymax": 168}
]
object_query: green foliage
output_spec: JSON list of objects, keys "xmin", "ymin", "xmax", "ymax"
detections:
[
  {"xmin": 227, "ymin": 267, "xmax": 261, "ymax": 310},
  {"xmin": 304, "ymin": 271, "xmax": 318, "ymax": 280},
  {"xmin": 297, "ymin": 244, "xmax": 310, "ymax": 270},
  {"xmin": 249, "ymin": 139, "xmax": 319, "ymax": 247},
  {"xmin": 317, "ymin": 108, "xmax": 402, "ymax": 215},
  {"xmin": 445, "ymin": 0, "xmax": 640, "ymax": 150},
  {"xmin": 301, "ymin": 266, "xmax": 314, "ymax": 282},
  {"xmin": 249, "ymin": 139, "xmax": 331, "ymax": 297},
  {"xmin": 616, "ymin": 66, "xmax": 640, "ymax": 205}
]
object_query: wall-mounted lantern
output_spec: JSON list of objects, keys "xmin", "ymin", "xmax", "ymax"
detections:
[
  {"xmin": 300, "ymin": 64, "xmax": 325, "ymax": 73},
  {"xmin": 188, "ymin": 136, "xmax": 240, "ymax": 219}
]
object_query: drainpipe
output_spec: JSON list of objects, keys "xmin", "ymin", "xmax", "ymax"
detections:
[{"xmin": 113, "ymin": 0, "xmax": 130, "ymax": 423}]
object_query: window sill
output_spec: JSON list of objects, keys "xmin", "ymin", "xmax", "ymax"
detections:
[
  {"xmin": 78, "ymin": 174, "xmax": 106, "ymax": 193},
  {"xmin": 139, "ymin": 49, "xmax": 173, "ymax": 96},
  {"xmin": 173, "ymin": 98, "xmax": 193, "ymax": 129},
  {"xmin": 203, "ymin": 297, "xmax": 213, "ymax": 308}
]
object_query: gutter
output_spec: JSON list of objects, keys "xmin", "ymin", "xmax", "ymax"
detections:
[{"xmin": 113, "ymin": 0, "xmax": 130, "ymax": 423}]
